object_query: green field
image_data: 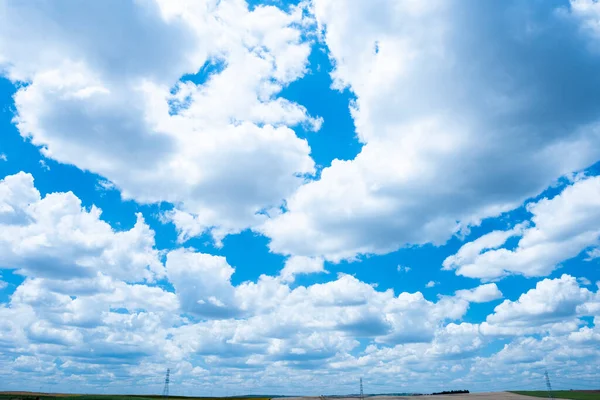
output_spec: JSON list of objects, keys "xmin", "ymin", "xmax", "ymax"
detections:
[
  {"xmin": 511, "ymin": 391, "xmax": 600, "ymax": 400},
  {"xmin": 0, "ymin": 395, "xmax": 270, "ymax": 400}
]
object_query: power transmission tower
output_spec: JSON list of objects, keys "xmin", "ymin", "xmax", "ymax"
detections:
[
  {"xmin": 359, "ymin": 378, "xmax": 364, "ymax": 400},
  {"xmin": 544, "ymin": 370, "xmax": 553, "ymax": 399},
  {"xmin": 162, "ymin": 368, "xmax": 170, "ymax": 398}
]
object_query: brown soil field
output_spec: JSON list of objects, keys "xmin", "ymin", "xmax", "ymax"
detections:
[{"xmin": 287, "ymin": 394, "xmax": 574, "ymax": 400}]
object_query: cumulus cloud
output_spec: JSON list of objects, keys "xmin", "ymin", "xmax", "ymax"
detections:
[
  {"xmin": 487, "ymin": 275, "xmax": 590, "ymax": 325},
  {"xmin": 0, "ymin": 270, "xmax": 180, "ymax": 377},
  {"xmin": 455, "ymin": 283, "xmax": 503, "ymax": 303},
  {"xmin": 570, "ymin": 0, "xmax": 600, "ymax": 43},
  {"xmin": 481, "ymin": 275, "xmax": 600, "ymax": 336},
  {"xmin": 347, "ymin": 322, "xmax": 484, "ymax": 373},
  {"xmin": 261, "ymin": 0, "xmax": 600, "ymax": 262},
  {"xmin": 279, "ymin": 256, "xmax": 327, "ymax": 283},
  {"xmin": 0, "ymin": 170, "xmax": 502, "ymax": 391},
  {"xmin": 443, "ymin": 176, "xmax": 600, "ymax": 280},
  {"xmin": 569, "ymin": 323, "xmax": 600, "ymax": 344},
  {"xmin": 1, "ymin": 190, "xmax": 599, "ymax": 393},
  {"xmin": 166, "ymin": 258, "xmax": 474, "ymax": 346},
  {"xmin": 469, "ymin": 326, "xmax": 600, "ymax": 391},
  {"xmin": 0, "ymin": 0, "xmax": 320, "ymax": 244},
  {"xmin": 166, "ymin": 249, "xmax": 241, "ymax": 319},
  {"xmin": 0, "ymin": 172, "xmax": 163, "ymax": 282},
  {"xmin": 1, "ymin": 252, "xmax": 500, "ymax": 392}
]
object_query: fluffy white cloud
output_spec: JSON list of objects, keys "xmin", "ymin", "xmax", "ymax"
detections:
[
  {"xmin": 467, "ymin": 329, "xmax": 600, "ymax": 391},
  {"xmin": 166, "ymin": 249, "xmax": 241, "ymax": 318},
  {"xmin": 165, "ymin": 257, "xmax": 475, "ymax": 345},
  {"xmin": 481, "ymin": 275, "xmax": 600, "ymax": 336},
  {"xmin": 0, "ymin": 165, "xmax": 496, "ymax": 391},
  {"xmin": 488, "ymin": 275, "xmax": 589, "ymax": 325},
  {"xmin": 160, "ymin": 271, "xmax": 478, "ymax": 377},
  {"xmin": 261, "ymin": 0, "xmax": 600, "ymax": 261},
  {"xmin": 444, "ymin": 176, "xmax": 600, "ymax": 280},
  {"xmin": 2, "ymin": 247, "xmax": 502, "ymax": 393},
  {"xmin": 455, "ymin": 283, "xmax": 503, "ymax": 303},
  {"xmin": 2, "ymin": 223, "xmax": 600, "ymax": 394},
  {"xmin": 352, "ymin": 322, "xmax": 484, "ymax": 369},
  {"xmin": 570, "ymin": 0, "xmax": 600, "ymax": 42},
  {"xmin": 0, "ymin": 270, "xmax": 180, "ymax": 379},
  {"xmin": 0, "ymin": 0, "xmax": 320, "ymax": 244},
  {"xmin": 0, "ymin": 172, "xmax": 163, "ymax": 282},
  {"xmin": 569, "ymin": 321, "xmax": 600, "ymax": 344},
  {"xmin": 279, "ymin": 256, "xmax": 327, "ymax": 283}
]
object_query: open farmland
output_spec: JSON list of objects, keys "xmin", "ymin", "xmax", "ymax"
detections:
[
  {"xmin": 511, "ymin": 391, "xmax": 600, "ymax": 400},
  {"xmin": 0, "ymin": 395, "xmax": 268, "ymax": 400},
  {"xmin": 2, "ymin": 393, "xmax": 599, "ymax": 400},
  {"xmin": 281, "ymin": 393, "xmax": 589, "ymax": 400}
]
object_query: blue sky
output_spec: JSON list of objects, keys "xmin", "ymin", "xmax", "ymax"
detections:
[{"xmin": 1, "ymin": 0, "xmax": 600, "ymax": 395}]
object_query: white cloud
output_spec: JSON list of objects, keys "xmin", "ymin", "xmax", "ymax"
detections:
[
  {"xmin": 578, "ymin": 277, "xmax": 593, "ymax": 286},
  {"xmin": 166, "ymin": 249, "xmax": 241, "ymax": 319},
  {"xmin": 0, "ymin": 153, "xmax": 6, "ymax": 161},
  {"xmin": 0, "ymin": 172, "xmax": 164, "ymax": 282},
  {"xmin": 0, "ymin": 164, "xmax": 491, "ymax": 385},
  {"xmin": 481, "ymin": 275, "xmax": 599, "ymax": 336},
  {"xmin": 1, "ymin": 219, "xmax": 599, "ymax": 394},
  {"xmin": 38, "ymin": 159, "xmax": 50, "ymax": 171},
  {"xmin": 569, "ymin": 0, "xmax": 600, "ymax": 43},
  {"xmin": 585, "ymin": 247, "xmax": 600, "ymax": 260},
  {"xmin": 442, "ymin": 223, "xmax": 527, "ymax": 275},
  {"xmin": 397, "ymin": 265, "xmax": 411, "ymax": 273},
  {"xmin": 444, "ymin": 176, "xmax": 600, "ymax": 280},
  {"xmin": 347, "ymin": 322, "xmax": 484, "ymax": 371},
  {"xmin": 1, "ymin": 0, "xmax": 320, "ymax": 244},
  {"xmin": 0, "ymin": 238, "xmax": 494, "ymax": 393},
  {"xmin": 280, "ymin": 256, "xmax": 327, "ymax": 283},
  {"xmin": 426, "ymin": 281, "xmax": 438, "ymax": 288},
  {"xmin": 13, "ymin": 355, "xmax": 55, "ymax": 374},
  {"xmin": 261, "ymin": 0, "xmax": 600, "ymax": 262},
  {"xmin": 95, "ymin": 179, "xmax": 116, "ymax": 192},
  {"xmin": 569, "ymin": 322, "xmax": 600, "ymax": 344},
  {"xmin": 165, "ymin": 263, "xmax": 474, "ymax": 346},
  {"xmin": 477, "ymin": 334, "xmax": 598, "ymax": 379},
  {"xmin": 455, "ymin": 283, "xmax": 503, "ymax": 303}
]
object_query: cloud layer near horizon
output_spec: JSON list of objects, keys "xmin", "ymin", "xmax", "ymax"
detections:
[{"xmin": 0, "ymin": 170, "xmax": 598, "ymax": 392}]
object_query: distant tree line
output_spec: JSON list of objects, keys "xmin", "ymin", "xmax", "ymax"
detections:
[{"xmin": 430, "ymin": 390, "xmax": 470, "ymax": 395}]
